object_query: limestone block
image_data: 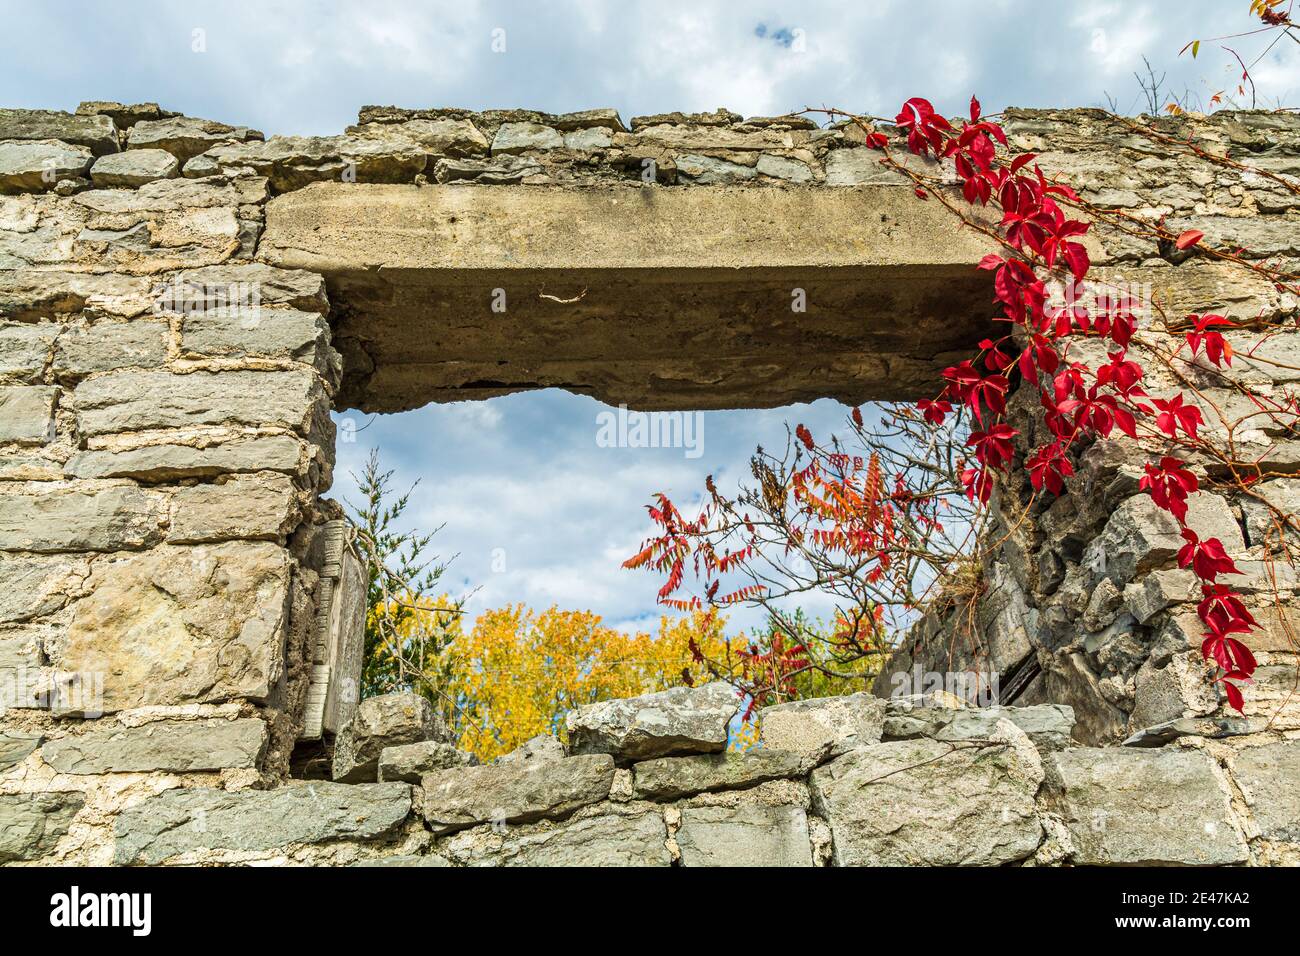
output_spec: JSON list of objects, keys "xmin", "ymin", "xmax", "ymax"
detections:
[
  {"xmin": 0, "ymin": 108, "xmax": 118, "ymax": 155},
  {"xmin": 565, "ymin": 681, "xmax": 738, "ymax": 762},
  {"xmin": 0, "ymin": 484, "xmax": 165, "ymax": 552},
  {"xmin": 491, "ymin": 122, "xmax": 563, "ymax": 154},
  {"xmin": 378, "ymin": 740, "xmax": 477, "ymax": 783},
  {"xmin": 39, "ymin": 717, "xmax": 267, "ymax": 773},
  {"xmin": 421, "ymin": 753, "xmax": 615, "ymax": 834},
  {"xmin": 675, "ymin": 804, "xmax": 813, "ymax": 867},
  {"xmin": 1231, "ymin": 741, "xmax": 1300, "ymax": 844},
  {"xmin": 676, "ymin": 154, "xmax": 756, "ymax": 184},
  {"xmin": 0, "ymin": 791, "xmax": 85, "ymax": 863},
  {"xmin": 51, "ymin": 320, "xmax": 168, "ymax": 376},
  {"xmin": 332, "ymin": 692, "xmax": 440, "ymax": 783},
  {"xmin": 809, "ymin": 737, "xmax": 1043, "ymax": 866},
  {"xmin": 165, "ymin": 473, "xmax": 298, "ymax": 544},
  {"xmin": 48, "ymin": 542, "xmax": 291, "ymax": 711},
  {"xmin": 632, "ymin": 749, "xmax": 806, "ymax": 800},
  {"xmin": 168, "ymin": 262, "xmax": 329, "ymax": 313},
  {"xmin": 1043, "ymin": 747, "xmax": 1249, "ymax": 865},
  {"xmin": 0, "ymin": 729, "xmax": 42, "ymax": 770},
  {"xmin": 756, "ymin": 153, "xmax": 814, "ymax": 182},
  {"xmin": 935, "ymin": 704, "xmax": 1077, "ymax": 751},
  {"xmin": 437, "ymin": 809, "xmax": 670, "ymax": 866},
  {"xmin": 199, "ymin": 135, "xmax": 425, "ymax": 191},
  {"xmin": 0, "ymin": 554, "xmax": 85, "ymax": 623},
  {"xmin": 0, "ymin": 140, "xmax": 94, "ymax": 193},
  {"xmin": 65, "ymin": 436, "xmax": 305, "ymax": 481},
  {"xmin": 112, "ymin": 782, "xmax": 411, "ymax": 865},
  {"xmin": 0, "ymin": 321, "xmax": 54, "ymax": 383},
  {"xmin": 0, "ymin": 384, "xmax": 56, "ymax": 443},
  {"xmin": 758, "ymin": 692, "xmax": 886, "ymax": 763},
  {"xmin": 355, "ymin": 118, "xmax": 488, "ymax": 156},
  {"xmin": 90, "ymin": 148, "xmax": 180, "ymax": 187},
  {"xmin": 73, "ymin": 369, "xmax": 326, "ymax": 436},
  {"xmin": 127, "ymin": 116, "xmax": 262, "ymax": 163},
  {"xmin": 494, "ymin": 732, "xmax": 565, "ymax": 765}
]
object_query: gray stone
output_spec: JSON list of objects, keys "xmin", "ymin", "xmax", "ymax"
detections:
[
  {"xmin": 199, "ymin": 135, "xmax": 425, "ymax": 191},
  {"xmin": 935, "ymin": 704, "xmax": 1077, "ymax": 751},
  {"xmin": 633, "ymin": 748, "xmax": 805, "ymax": 800},
  {"xmin": 90, "ymin": 149, "xmax": 180, "ymax": 187},
  {"xmin": 378, "ymin": 740, "xmax": 477, "ymax": 783},
  {"xmin": 676, "ymin": 804, "xmax": 813, "ymax": 867},
  {"xmin": 0, "ymin": 322, "xmax": 54, "ymax": 383},
  {"xmin": 52, "ymin": 320, "xmax": 168, "ymax": 376},
  {"xmin": 368, "ymin": 118, "xmax": 488, "ymax": 155},
  {"xmin": 73, "ymin": 369, "xmax": 325, "ymax": 436},
  {"xmin": 168, "ymin": 263, "xmax": 328, "ymax": 312},
  {"xmin": 49, "ymin": 541, "xmax": 290, "ymax": 712},
  {"xmin": 0, "ymin": 385, "xmax": 56, "ymax": 443},
  {"xmin": 1043, "ymin": 747, "xmax": 1249, "ymax": 865},
  {"xmin": 825, "ymin": 147, "xmax": 946, "ymax": 186},
  {"xmin": 809, "ymin": 737, "xmax": 1043, "ymax": 866},
  {"xmin": 127, "ymin": 116, "xmax": 262, "ymax": 163},
  {"xmin": 491, "ymin": 122, "xmax": 563, "ymax": 154},
  {"xmin": 1168, "ymin": 215, "xmax": 1300, "ymax": 257},
  {"xmin": 0, "ymin": 554, "xmax": 83, "ymax": 623},
  {"xmin": 76, "ymin": 101, "xmax": 177, "ymax": 130},
  {"xmin": 180, "ymin": 305, "xmax": 334, "ymax": 372},
  {"xmin": 494, "ymin": 732, "xmax": 566, "ymax": 766},
  {"xmin": 565, "ymin": 681, "xmax": 738, "ymax": 763},
  {"xmin": 676, "ymin": 154, "xmax": 756, "ymax": 184},
  {"xmin": 1231, "ymin": 741, "xmax": 1300, "ymax": 843},
  {"xmin": 165, "ymin": 473, "xmax": 297, "ymax": 544},
  {"xmin": 759, "ymin": 692, "xmax": 886, "ymax": 762},
  {"xmin": 756, "ymin": 153, "xmax": 813, "ymax": 183},
  {"xmin": 0, "ymin": 730, "xmax": 42, "ymax": 770},
  {"xmin": 0, "ymin": 108, "xmax": 118, "ymax": 155},
  {"xmin": 562, "ymin": 127, "xmax": 612, "ymax": 150},
  {"xmin": 1087, "ymin": 492, "xmax": 1243, "ymax": 588},
  {"xmin": 0, "ymin": 484, "xmax": 164, "ymax": 552},
  {"xmin": 39, "ymin": 718, "xmax": 267, "ymax": 773},
  {"xmin": 0, "ymin": 791, "xmax": 85, "ymax": 862},
  {"xmin": 333, "ymin": 692, "xmax": 440, "ymax": 783},
  {"xmin": 1122, "ymin": 716, "xmax": 1256, "ymax": 747},
  {"xmin": 553, "ymin": 109, "xmax": 626, "ymax": 132},
  {"xmin": 422, "ymin": 753, "xmax": 615, "ymax": 834},
  {"xmin": 0, "ymin": 140, "xmax": 95, "ymax": 193},
  {"xmin": 65, "ymin": 436, "xmax": 305, "ymax": 481},
  {"xmin": 437, "ymin": 809, "xmax": 670, "ymax": 866},
  {"xmin": 1123, "ymin": 568, "xmax": 1197, "ymax": 624},
  {"xmin": 432, "ymin": 155, "xmax": 541, "ymax": 184},
  {"xmin": 112, "ymin": 782, "xmax": 411, "ymax": 864}
]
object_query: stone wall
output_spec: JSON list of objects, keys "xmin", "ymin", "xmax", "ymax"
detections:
[{"xmin": 1, "ymin": 100, "xmax": 1298, "ymax": 865}]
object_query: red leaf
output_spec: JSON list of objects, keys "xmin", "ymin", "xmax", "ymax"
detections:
[{"xmin": 1175, "ymin": 229, "xmax": 1204, "ymax": 250}]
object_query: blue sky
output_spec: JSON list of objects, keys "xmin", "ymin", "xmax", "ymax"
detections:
[{"xmin": 4, "ymin": 1, "xmax": 1298, "ymax": 634}]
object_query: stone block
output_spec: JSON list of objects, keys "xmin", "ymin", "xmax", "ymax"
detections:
[
  {"xmin": 1231, "ymin": 741, "xmax": 1300, "ymax": 844},
  {"xmin": 935, "ymin": 704, "xmax": 1077, "ymax": 751},
  {"xmin": 632, "ymin": 748, "xmax": 805, "ymax": 800},
  {"xmin": 90, "ymin": 148, "xmax": 180, "ymax": 187},
  {"xmin": 51, "ymin": 320, "xmax": 168, "ymax": 376},
  {"xmin": 494, "ymin": 732, "xmax": 565, "ymax": 765},
  {"xmin": 566, "ymin": 681, "xmax": 738, "ymax": 763},
  {"xmin": 0, "ymin": 385, "xmax": 56, "ymax": 443},
  {"xmin": 491, "ymin": 122, "xmax": 563, "ymax": 154},
  {"xmin": 332, "ymin": 692, "xmax": 439, "ymax": 783},
  {"xmin": 0, "ymin": 140, "xmax": 94, "ymax": 193},
  {"xmin": 758, "ymin": 692, "xmax": 886, "ymax": 762},
  {"xmin": 39, "ymin": 718, "xmax": 267, "ymax": 773},
  {"xmin": 165, "ymin": 473, "xmax": 298, "ymax": 544},
  {"xmin": 0, "ymin": 729, "xmax": 42, "ymax": 770},
  {"xmin": 168, "ymin": 263, "xmax": 328, "ymax": 313},
  {"xmin": 1042, "ymin": 747, "xmax": 1249, "ymax": 865},
  {"xmin": 756, "ymin": 153, "xmax": 813, "ymax": 182},
  {"xmin": 112, "ymin": 782, "xmax": 411, "ymax": 864},
  {"xmin": 421, "ymin": 753, "xmax": 615, "ymax": 834},
  {"xmin": 65, "ymin": 436, "xmax": 305, "ymax": 481},
  {"xmin": 438, "ymin": 809, "xmax": 671, "ymax": 867},
  {"xmin": 127, "ymin": 116, "xmax": 262, "ymax": 163},
  {"xmin": 0, "ymin": 321, "xmax": 54, "ymax": 383},
  {"xmin": 0, "ymin": 791, "xmax": 85, "ymax": 863},
  {"xmin": 675, "ymin": 804, "xmax": 813, "ymax": 867},
  {"xmin": 377, "ymin": 740, "xmax": 477, "ymax": 783},
  {"xmin": 0, "ymin": 108, "xmax": 118, "ymax": 155},
  {"xmin": 0, "ymin": 484, "xmax": 164, "ymax": 552},
  {"xmin": 49, "ymin": 542, "xmax": 290, "ymax": 711},
  {"xmin": 809, "ymin": 737, "xmax": 1042, "ymax": 866}
]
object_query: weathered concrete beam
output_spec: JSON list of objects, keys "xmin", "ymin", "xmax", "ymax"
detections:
[{"xmin": 259, "ymin": 183, "xmax": 999, "ymax": 412}]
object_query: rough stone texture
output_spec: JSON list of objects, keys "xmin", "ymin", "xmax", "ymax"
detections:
[
  {"xmin": 810, "ymin": 737, "xmax": 1043, "ymax": 866},
  {"xmin": 566, "ymin": 681, "xmax": 738, "ymax": 763},
  {"xmin": 438, "ymin": 809, "xmax": 670, "ymax": 866},
  {"xmin": 675, "ymin": 805, "xmax": 814, "ymax": 867},
  {"xmin": 65, "ymin": 436, "xmax": 306, "ymax": 481},
  {"xmin": 0, "ymin": 484, "xmax": 164, "ymax": 552},
  {"xmin": 494, "ymin": 733, "xmax": 566, "ymax": 765},
  {"xmin": 0, "ymin": 385, "xmax": 56, "ymax": 443},
  {"xmin": 166, "ymin": 474, "xmax": 298, "ymax": 544},
  {"xmin": 112, "ymin": 783, "xmax": 411, "ymax": 865},
  {"xmin": 48, "ymin": 542, "xmax": 291, "ymax": 712},
  {"xmin": 90, "ymin": 148, "xmax": 180, "ymax": 187},
  {"xmin": 332, "ymin": 692, "xmax": 439, "ymax": 783},
  {"xmin": 758, "ymin": 692, "xmax": 886, "ymax": 762},
  {"xmin": 421, "ymin": 753, "xmax": 615, "ymax": 834},
  {"xmin": 1231, "ymin": 741, "xmax": 1300, "ymax": 845},
  {"xmin": 39, "ymin": 718, "xmax": 267, "ymax": 773},
  {"xmin": 935, "ymin": 704, "xmax": 1077, "ymax": 751},
  {"xmin": 633, "ymin": 748, "xmax": 806, "ymax": 800},
  {"xmin": 377, "ymin": 740, "xmax": 477, "ymax": 783},
  {"xmin": 0, "ymin": 729, "xmax": 42, "ymax": 770},
  {"xmin": 0, "ymin": 792, "xmax": 85, "ymax": 862},
  {"xmin": 0, "ymin": 140, "xmax": 94, "ymax": 192},
  {"xmin": 0, "ymin": 108, "xmax": 118, "ymax": 154},
  {"xmin": 126, "ymin": 115, "xmax": 261, "ymax": 163},
  {"xmin": 1043, "ymin": 748, "xmax": 1249, "ymax": 865}
]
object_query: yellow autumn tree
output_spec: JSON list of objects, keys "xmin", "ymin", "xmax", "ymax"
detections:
[{"xmin": 443, "ymin": 606, "xmax": 735, "ymax": 761}]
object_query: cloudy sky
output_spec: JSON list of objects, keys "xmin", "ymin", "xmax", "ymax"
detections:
[{"xmin": 4, "ymin": 1, "xmax": 1297, "ymax": 634}]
